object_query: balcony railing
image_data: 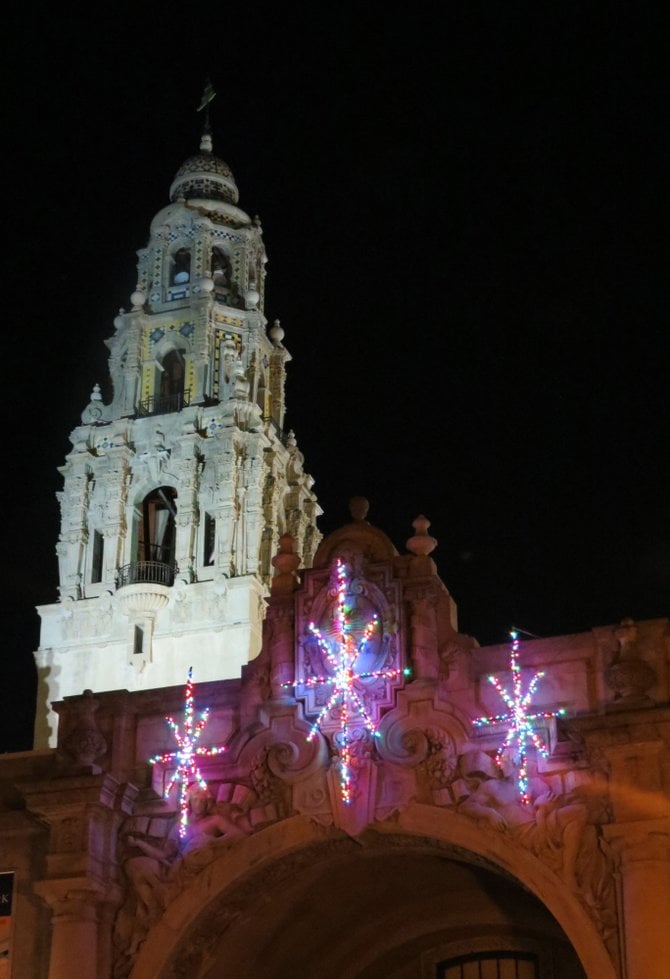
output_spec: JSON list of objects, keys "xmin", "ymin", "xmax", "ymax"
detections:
[
  {"xmin": 137, "ymin": 391, "xmax": 191, "ymax": 417},
  {"xmin": 116, "ymin": 561, "xmax": 176, "ymax": 589}
]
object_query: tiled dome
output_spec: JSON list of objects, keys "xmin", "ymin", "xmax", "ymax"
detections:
[{"xmin": 169, "ymin": 142, "xmax": 239, "ymax": 205}]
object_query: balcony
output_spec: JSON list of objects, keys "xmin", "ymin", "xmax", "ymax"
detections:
[
  {"xmin": 115, "ymin": 561, "xmax": 176, "ymax": 616},
  {"xmin": 137, "ymin": 391, "xmax": 192, "ymax": 417},
  {"xmin": 117, "ymin": 561, "xmax": 176, "ymax": 588}
]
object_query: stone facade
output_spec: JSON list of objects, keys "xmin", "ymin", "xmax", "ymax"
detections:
[
  {"xmin": 2, "ymin": 128, "xmax": 669, "ymax": 978},
  {"xmin": 3, "ymin": 512, "xmax": 668, "ymax": 977}
]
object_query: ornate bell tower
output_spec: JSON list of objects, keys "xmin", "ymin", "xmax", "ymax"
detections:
[{"xmin": 34, "ymin": 105, "xmax": 321, "ymax": 747}]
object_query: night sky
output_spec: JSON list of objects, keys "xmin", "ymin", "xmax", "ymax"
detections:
[{"xmin": 3, "ymin": 7, "xmax": 668, "ymax": 751}]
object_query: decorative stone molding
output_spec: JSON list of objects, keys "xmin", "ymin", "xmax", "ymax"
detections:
[
  {"xmin": 605, "ymin": 617, "xmax": 657, "ymax": 708},
  {"xmin": 60, "ymin": 690, "xmax": 107, "ymax": 769}
]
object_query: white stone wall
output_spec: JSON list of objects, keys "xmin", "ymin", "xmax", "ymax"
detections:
[{"xmin": 35, "ymin": 575, "xmax": 265, "ymax": 747}]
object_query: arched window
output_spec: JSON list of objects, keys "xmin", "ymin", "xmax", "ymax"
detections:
[
  {"xmin": 137, "ymin": 487, "xmax": 177, "ymax": 565},
  {"xmin": 171, "ymin": 248, "xmax": 191, "ymax": 285},
  {"xmin": 211, "ymin": 246, "xmax": 229, "ymax": 284},
  {"xmin": 438, "ymin": 952, "xmax": 538, "ymax": 979},
  {"xmin": 159, "ymin": 349, "xmax": 185, "ymax": 402}
]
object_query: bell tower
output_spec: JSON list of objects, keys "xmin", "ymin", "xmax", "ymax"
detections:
[{"xmin": 34, "ymin": 106, "xmax": 321, "ymax": 747}]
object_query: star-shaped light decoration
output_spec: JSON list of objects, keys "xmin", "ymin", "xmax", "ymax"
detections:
[
  {"xmin": 293, "ymin": 559, "xmax": 407, "ymax": 804},
  {"xmin": 474, "ymin": 630, "xmax": 566, "ymax": 803},
  {"xmin": 149, "ymin": 667, "xmax": 226, "ymax": 837}
]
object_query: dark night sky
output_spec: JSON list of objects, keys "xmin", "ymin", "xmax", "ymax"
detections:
[{"xmin": 3, "ymin": 6, "xmax": 668, "ymax": 751}]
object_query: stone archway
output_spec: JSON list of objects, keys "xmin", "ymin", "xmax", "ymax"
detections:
[{"xmin": 132, "ymin": 810, "xmax": 615, "ymax": 979}]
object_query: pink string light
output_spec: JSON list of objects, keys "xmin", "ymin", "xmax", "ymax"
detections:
[
  {"xmin": 474, "ymin": 630, "xmax": 566, "ymax": 803},
  {"xmin": 149, "ymin": 667, "xmax": 226, "ymax": 837},
  {"xmin": 293, "ymin": 559, "xmax": 405, "ymax": 804}
]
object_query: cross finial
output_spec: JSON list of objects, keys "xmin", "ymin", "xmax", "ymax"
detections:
[{"xmin": 197, "ymin": 79, "xmax": 216, "ymax": 151}]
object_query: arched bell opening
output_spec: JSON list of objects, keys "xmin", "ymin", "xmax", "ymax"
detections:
[
  {"xmin": 170, "ymin": 247, "xmax": 191, "ymax": 285},
  {"xmin": 211, "ymin": 246, "xmax": 231, "ymax": 299},
  {"xmin": 118, "ymin": 486, "xmax": 177, "ymax": 588},
  {"xmin": 164, "ymin": 246, "xmax": 192, "ymax": 303},
  {"xmin": 138, "ymin": 344, "xmax": 190, "ymax": 417},
  {"xmin": 138, "ymin": 486, "xmax": 177, "ymax": 565},
  {"xmin": 159, "ymin": 349, "xmax": 186, "ymax": 405}
]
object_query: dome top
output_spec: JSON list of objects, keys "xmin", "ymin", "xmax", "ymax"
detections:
[
  {"xmin": 312, "ymin": 498, "xmax": 399, "ymax": 568},
  {"xmin": 169, "ymin": 132, "xmax": 239, "ymax": 205}
]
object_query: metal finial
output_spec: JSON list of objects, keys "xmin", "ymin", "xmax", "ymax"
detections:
[{"xmin": 197, "ymin": 79, "xmax": 216, "ymax": 150}]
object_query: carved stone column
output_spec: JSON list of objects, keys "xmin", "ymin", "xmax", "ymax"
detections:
[
  {"xmin": 98, "ymin": 448, "xmax": 131, "ymax": 590},
  {"xmin": 604, "ymin": 820, "xmax": 670, "ymax": 979},
  {"xmin": 267, "ymin": 533, "xmax": 299, "ymax": 699},
  {"xmin": 571, "ymin": 707, "xmax": 670, "ymax": 979},
  {"xmin": 173, "ymin": 441, "xmax": 202, "ymax": 583},
  {"xmin": 119, "ymin": 317, "xmax": 142, "ymax": 418},
  {"xmin": 22, "ymin": 773, "xmax": 134, "ymax": 979},
  {"xmin": 33, "ymin": 882, "xmax": 105, "ymax": 979}
]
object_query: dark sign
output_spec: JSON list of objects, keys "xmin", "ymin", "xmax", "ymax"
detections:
[
  {"xmin": 0, "ymin": 872, "xmax": 12, "ymax": 973},
  {"xmin": 0, "ymin": 874, "xmax": 12, "ymax": 917}
]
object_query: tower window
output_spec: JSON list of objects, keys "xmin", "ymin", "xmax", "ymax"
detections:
[
  {"xmin": 137, "ymin": 348, "xmax": 189, "ymax": 417},
  {"xmin": 211, "ymin": 247, "xmax": 230, "ymax": 284},
  {"xmin": 159, "ymin": 349, "xmax": 186, "ymax": 402},
  {"xmin": 91, "ymin": 530, "xmax": 104, "ymax": 584},
  {"xmin": 137, "ymin": 487, "xmax": 177, "ymax": 565},
  {"xmin": 133, "ymin": 624, "xmax": 145, "ymax": 656},
  {"xmin": 204, "ymin": 512, "xmax": 216, "ymax": 566}
]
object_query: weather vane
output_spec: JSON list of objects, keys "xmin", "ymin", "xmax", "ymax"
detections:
[{"xmin": 197, "ymin": 78, "xmax": 216, "ymax": 135}]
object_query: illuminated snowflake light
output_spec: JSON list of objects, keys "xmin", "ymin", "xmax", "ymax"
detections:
[
  {"xmin": 474, "ymin": 630, "xmax": 566, "ymax": 803},
  {"xmin": 149, "ymin": 667, "xmax": 226, "ymax": 837},
  {"xmin": 293, "ymin": 559, "xmax": 406, "ymax": 804}
]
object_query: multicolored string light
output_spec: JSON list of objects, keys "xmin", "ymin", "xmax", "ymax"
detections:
[
  {"xmin": 474, "ymin": 630, "xmax": 566, "ymax": 804},
  {"xmin": 149, "ymin": 667, "xmax": 226, "ymax": 837},
  {"xmin": 293, "ymin": 560, "xmax": 406, "ymax": 804}
]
